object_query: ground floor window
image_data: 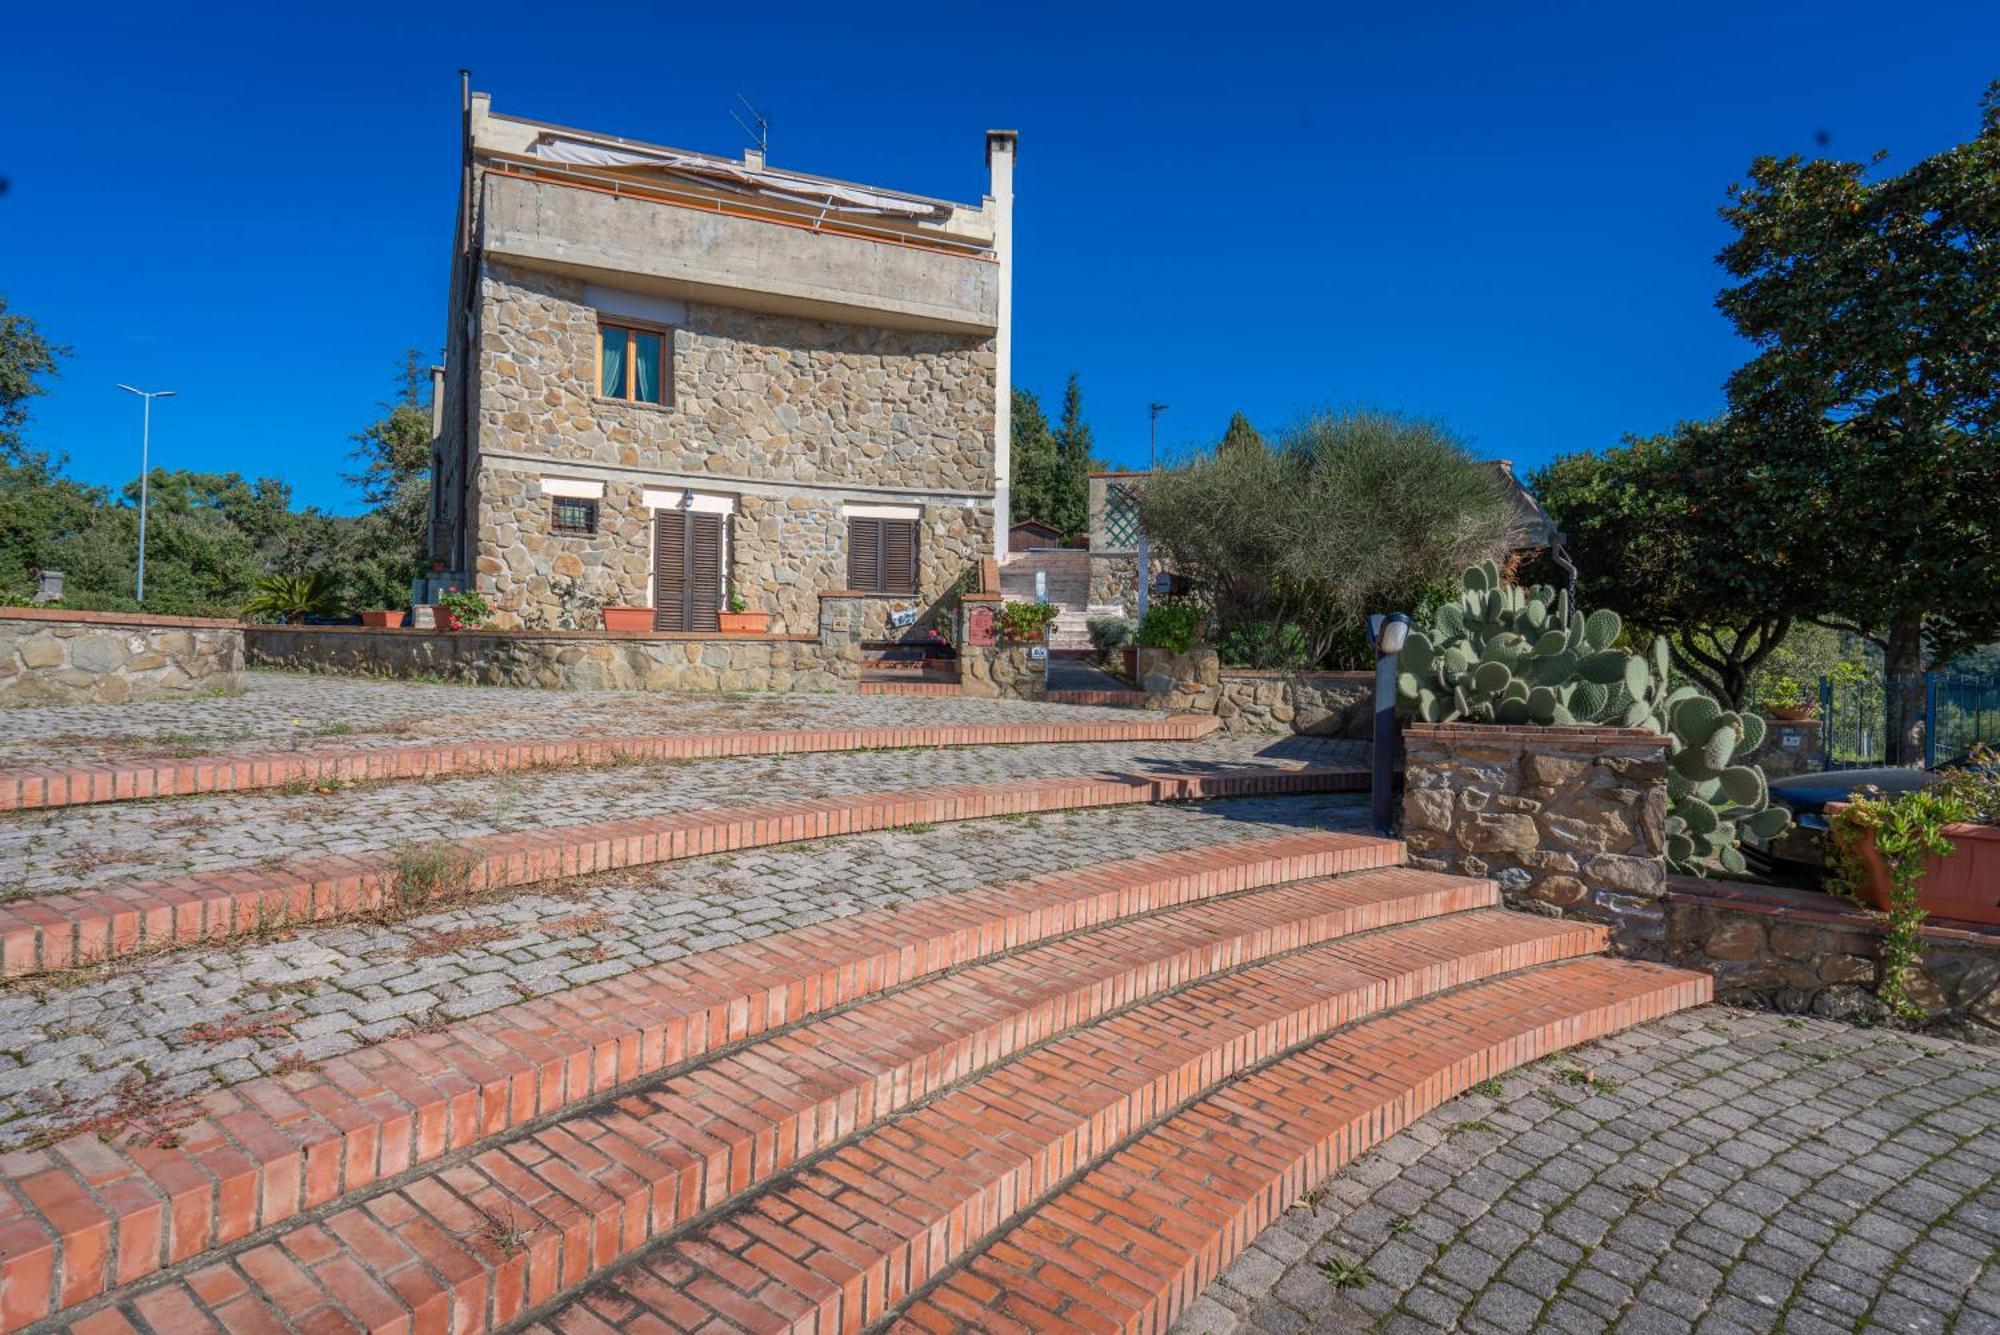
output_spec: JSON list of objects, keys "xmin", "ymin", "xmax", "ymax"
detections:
[
  {"xmin": 848, "ymin": 516, "xmax": 919, "ymax": 595},
  {"xmin": 550, "ymin": 497, "xmax": 598, "ymax": 535}
]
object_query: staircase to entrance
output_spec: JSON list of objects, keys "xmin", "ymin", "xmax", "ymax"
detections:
[{"xmin": 999, "ymin": 547, "xmax": 1095, "ymax": 650}]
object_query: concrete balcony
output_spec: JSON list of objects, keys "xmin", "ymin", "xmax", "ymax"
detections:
[{"xmin": 478, "ymin": 169, "xmax": 1000, "ymax": 334}]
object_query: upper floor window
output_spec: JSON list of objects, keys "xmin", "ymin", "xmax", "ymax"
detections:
[{"xmin": 599, "ymin": 322, "xmax": 669, "ymax": 405}]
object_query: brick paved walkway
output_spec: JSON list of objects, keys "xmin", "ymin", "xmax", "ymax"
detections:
[
  {"xmin": 0, "ymin": 671, "xmax": 1147, "ymax": 767},
  {"xmin": 0, "ymin": 732, "xmax": 1358, "ymax": 900},
  {"xmin": 1178, "ymin": 1007, "xmax": 2000, "ymax": 1335},
  {"xmin": 0, "ymin": 792, "xmax": 1367, "ymax": 1153}
]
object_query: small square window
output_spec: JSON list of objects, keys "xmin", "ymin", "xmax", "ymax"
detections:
[{"xmin": 551, "ymin": 497, "xmax": 598, "ymax": 535}]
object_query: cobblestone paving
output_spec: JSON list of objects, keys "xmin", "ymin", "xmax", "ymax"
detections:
[
  {"xmin": 0, "ymin": 670, "xmax": 1151, "ymax": 767},
  {"xmin": 1179, "ymin": 1007, "xmax": 2000, "ymax": 1335},
  {"xmin": 0, "ymin": 733, "xmax": 1360, "ymax": 900},
  {"xmin": 0, "ymin": 793, "xmax": 1368, "ymax": 1152}
]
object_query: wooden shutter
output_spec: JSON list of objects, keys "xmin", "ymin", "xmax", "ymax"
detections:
[
  {"xmin": 881, "ymin": 519, "xmax": 917, "ymax": 595},
  {"xmin": 848, "ymin": 517, "xmax": 881, "ymax": 591},
  {"xmin": 688, "ymin": 512, "xmax": 723, "ymax": 633},
  {"xmin": 653, "ymin": 513, "xmax": 687, "ymax": 631}
]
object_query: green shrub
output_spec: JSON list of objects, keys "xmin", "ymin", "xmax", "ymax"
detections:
[
  {"xmin": 1137, "ymin": 601, "xmax": 1203, "ymax": 654},
  {"xmin": 1219, "ymin": 620, "xmax": 1311, "ymax": 670},
  {"xmin": 996, "ymin": 600, "xmax": 1060, "ymax": 643},
  {"xmin": 242, "ymin": 572, "xmax": 342, "ymax": 624},
  {"xmin": 434, "ymin": 586, "xmax": 492, "ymax": 631},
  {"xmin": 1086, "ymin": 616, "xmax": 1135, "ymax": 655}
]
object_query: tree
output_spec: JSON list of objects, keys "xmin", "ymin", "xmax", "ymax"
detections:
[
  {"xmin": 0, "ymin": 296, "xmax": 67, "ymax": 468},
  {"xmin": 1049, "ymin": 373, "xmax": 1094, "ymax": 536},
  {"xmin": 1715, "ymin": 83, "xmax": 2000, "ymax": 762},
  {"xmin": 1533, "ymin": 419, "xmax": 1826, "ymax": 710},
  {"xmin": 1218, "ymin": 412, "xmax": 1265, "ymax": 454},
  {"xmin": 1008, "ymin": 387, "xmax": 1061, "ymax": 535},
  {"xmin": 1140, "ymin": 408, "xmax": 1508, "ymax": 667},
  {"xmin": 339, "ymin": 352, "xmax": 435, "ymax": 609}
]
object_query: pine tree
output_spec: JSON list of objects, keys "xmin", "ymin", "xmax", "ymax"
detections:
[
  {"xmin": 1219, "ymin": 412, "xmax": 1266, "ymax": 454},
  {"xmin": 1009, "ymin": 387, "xmax": 1060, "ymax": 528},
  {"xmin": 1050, "ymin": 373, "xmax": 1094, "ymax": 537}
]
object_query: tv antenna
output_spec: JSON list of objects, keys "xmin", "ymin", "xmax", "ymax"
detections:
[{"xmin": 731, "ymin": 93, "xmax": 770, "ymax": 158}]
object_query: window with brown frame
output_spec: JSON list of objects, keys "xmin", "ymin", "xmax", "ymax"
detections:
[
  {"xmin": 550, "ymin": 497, "xmax": 598, "ymax": 535},
  {"xmin": 597, "ymin": 321, "xmax": 671, "ymax": 405},
  {"xmin": 846, "ymin": 516, "xmax": 919, "ymax": 595}
]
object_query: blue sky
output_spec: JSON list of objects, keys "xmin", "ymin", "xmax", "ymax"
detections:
[{"xmin": 5, "ymin": 2, "xmax": 1997, "ymax": 513}]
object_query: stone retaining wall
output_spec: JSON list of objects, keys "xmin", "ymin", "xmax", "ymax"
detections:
[
  {"xmin": 0, "ymin": 610, "xmax": 245, "ymax": 705},
  {"xmin": 245, "ymin": 625, "xmax": 859, "ymax": 693},
  {"xmin": 1665, "ymin": 877, "xmax": 2000, "ymax": 1039},
  {"xmin": 1402, "ymin": 724, "xmax": 1670, "ymax": 952},
  {"xmin": 1134, "ymin": 648, "xmax": 1370, "ymax": 738}
]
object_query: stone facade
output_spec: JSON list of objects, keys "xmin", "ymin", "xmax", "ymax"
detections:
[
  {"xmin": 245, "ymin": 626, "xmax": 859, "ymax": 693},
  {"xmin": 957, "ymin": 644, "xmax": 1046, "ymax": 701},
  {"xmin": 1664, "ymin": 878, "xmax": 2000, "ymax": 1040},
  {"xmin": 1137, "ymin": 646, "xmax": 1220, "ymax": 714},
  {"xmin": 462, "ymin": 263, "xmax": 995, "ymax": 633},
  {"xmin": 0, "ymin": 611, "xmax": 244, "ymax": 705},
  {"xmin": 1402, "ymin": 724, "xmax": 1670, "ymax": 951}
]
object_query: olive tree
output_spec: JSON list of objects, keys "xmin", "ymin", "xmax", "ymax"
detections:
[{"xmin": 1138, "ymin": 409, "xmax": 1509, "ymax": 666}]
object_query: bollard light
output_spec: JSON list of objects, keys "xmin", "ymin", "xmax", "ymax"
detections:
[{"xmin": 1370, "ymin": 613, "xmax": 1413, "ymax": 835}]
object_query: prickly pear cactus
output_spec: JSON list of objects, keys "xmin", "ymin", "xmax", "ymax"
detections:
[{"xmin": 1396, "ymin": 560, "xmax": 1789, "ymax": 876}]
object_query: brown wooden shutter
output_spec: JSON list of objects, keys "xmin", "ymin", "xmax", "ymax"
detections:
[
  {"xmin": 688, "ymin": 512, "xmax": 723, "ymax": 633},
  {"xmin": 882, "ymin": 519, "xmax": 918, "ymax": 595},
  {"xmin": 848, "ymin": 517, "xmax": 881, "ymax": 591},
  {"xmin": 653, "ymin": 513, "xmax": 686, "ymax": 631}
]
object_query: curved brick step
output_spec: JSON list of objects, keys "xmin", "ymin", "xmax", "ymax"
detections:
[
  {"xmin": 0, "ymin": 833, "xmax": 1401, "ymax": 1330},
  {"xmin": 0, "ymin": 717, "xmax": 1220, "ymax": 814},
  {"xmin": 0, "ymin": 764, "xmax": 1366, "ymax": 980},
  {"xmin": 523, "ymin": 915, "xmax": 1622, "ymax": 1335},
  {"xmin": 886, "ymin": 957, "xmax": 1712, "ymax": 1334},
  {"xmin": 63, "ymin": 872, "xmax": 1517, "ymax": 1335}
]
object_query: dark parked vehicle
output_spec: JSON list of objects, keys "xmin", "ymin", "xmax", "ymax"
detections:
[{"xmin": 1744, "ymin": 767, "xmax": 1933, "ymax": 886}]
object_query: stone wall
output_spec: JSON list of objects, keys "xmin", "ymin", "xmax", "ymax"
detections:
[
  {"xmin": 245, "ymin": 626, "xmax": 859, "ymax": 693},
  {"xmin": 1214, "ymin": 670, "xmax": 1371, "ymax": 737},
  {"xmin": 1132, "ymin": 649, "xmax": 1370, "ymax": 738},
  {"xmin": 1755, "ymin": 717, "xmax": 1823, "ymax": 780},
  {"xmin": 468, "ymin": 263, "xmax": 995, "ymax": 631},
  {"xmin": 0, "ymin": 610, "xmax": 244, "ymax": 705},
  {"xmin": 1665, "ymin": 878, "xmax": 2000, "ymax": 1040},
  {"xmin": 958, "ymin": 644, "xmax": 1046, "ymax": 701},
  {"xmin": 1087, "ymin": 552, "xmax": 1139, "ymax": 616},
  {"xmin": 1402, "ymin": 724, "xmax": 1670, "ymax": 952}
]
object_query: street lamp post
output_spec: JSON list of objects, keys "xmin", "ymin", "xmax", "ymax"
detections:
[{"xmin": 116, "ymin": 385, "xmax": 175, "ymax": 604}]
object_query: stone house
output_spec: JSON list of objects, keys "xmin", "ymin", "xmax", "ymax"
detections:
[{"xmin": 428, "ymin": 89, "xmax": 1016, "ymax": 635}]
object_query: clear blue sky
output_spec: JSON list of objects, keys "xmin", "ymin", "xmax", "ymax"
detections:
[{"xmin": 6, "ymin": 2, "xmax": 1996, "ymax": 513}]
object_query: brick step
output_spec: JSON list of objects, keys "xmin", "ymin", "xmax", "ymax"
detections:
[
  {"xmin": 1046, "ymin": 689, "xmax": 1149, "ymax": 709},
  {"xmin": 858, "ymin": 681, "xmax": 962, "ymax": 696},
  {"xmin": 63, "ymin": 869, "xmax": 1504, "ymax": 1334},
  {"xmin": 525, "ymin": 916, "xmax": 1628, "ymax": 1334},
  {"xmin": 0, "ymin": 718, "xmax": 1223, "ymax": 815},
  {"xmin": 887, "ymin": 957, "xmax": 1710, "ymax": 1333},
  {"xmin": 0, "ymin": 765, "xmax": 1366, "ymax": 980},
  {"xmin": 0, "ymin": 832, "xmax": 1401, "ymax": 1329}
]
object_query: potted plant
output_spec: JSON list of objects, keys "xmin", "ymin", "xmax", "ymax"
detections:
[
  {"xmin": 358, "ymin": 609, "xmax": 403, "ymax": 628},
  {"xmin": 996, "ymin": 600, "xmax": 1061, "ymax": 645},
  {"xmin": 717, "ymin": 592, "xmax": 770, "ymax": 635},
  {"xmin": 433, "ymin": 587, "xmax": 491, "ymax": 632},
  {"xmin": 1833, "ymin": 748, "xmax": 2000, "ymax": 928},
  {"xmin": 602, "ymin": 605, "xmax": 653, "ymax": 633},
  {"xmin": 1755, "ymin": 672, "xmax": 1818, "ymax": 722}
]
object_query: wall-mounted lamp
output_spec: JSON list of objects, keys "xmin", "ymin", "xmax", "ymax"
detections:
[{"xmin": 680, "ymin": 488, "xmax": 694, "ymax": 509}]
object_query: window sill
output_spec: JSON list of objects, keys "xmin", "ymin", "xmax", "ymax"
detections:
[{"xmin": 593, "ymin": 396, "xmax": 675, "ymax": 416}]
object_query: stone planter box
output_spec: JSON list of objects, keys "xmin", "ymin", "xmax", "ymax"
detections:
[
  {"xmin": 1403, "ymin": 723, "xmax": 1669, "ymax": 951},
  {"xmin": 1838, "ymin": 811, "xmax": 2000, "ymax": 927}
]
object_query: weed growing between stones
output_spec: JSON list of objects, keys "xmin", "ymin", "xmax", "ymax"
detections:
[
  {"xmin": 1320, "ymin": 1257, "xmax": 1375, "ymax": 1291},
  {"xmin": 391, "ymin": 842, "xmax": 478, "ymax": 913}
]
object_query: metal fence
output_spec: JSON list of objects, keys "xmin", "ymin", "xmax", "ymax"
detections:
[{"xmin": 1820, "ymin": 671, "xmax": 2000, "ymax": 769}]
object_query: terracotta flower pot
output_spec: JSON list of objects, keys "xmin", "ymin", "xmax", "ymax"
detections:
[
  {"xmin": 359, "ymin": 610, "xmax": 402, "ymax": 628},
  {"xmin": 1837, "ymin": 808, "xmax": 2000, "ymax": 926},
  {"xmin": 718, "ymin": 611, "xmax": 770, "ymax": 635},
  {"xmin": 602, "ymin": 606, "xmax": 654, "ymax": 633},
  {"xmin": 1768, "ymin": 706, "xmax": 1815, "ymax": 722}
]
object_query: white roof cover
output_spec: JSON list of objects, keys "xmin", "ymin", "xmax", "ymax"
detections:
[{"xmin": 527, "ymin": 134, "xmax": 950, "ymax": 220}]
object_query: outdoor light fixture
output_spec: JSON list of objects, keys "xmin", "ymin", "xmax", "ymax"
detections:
[
  {"xmin": 680, "ymin": 488, "xmax": 694, "ymax": 509},
  {"xmin": 1370, "ymin": 612, "xmax": 1414, "ymax": 835}
]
